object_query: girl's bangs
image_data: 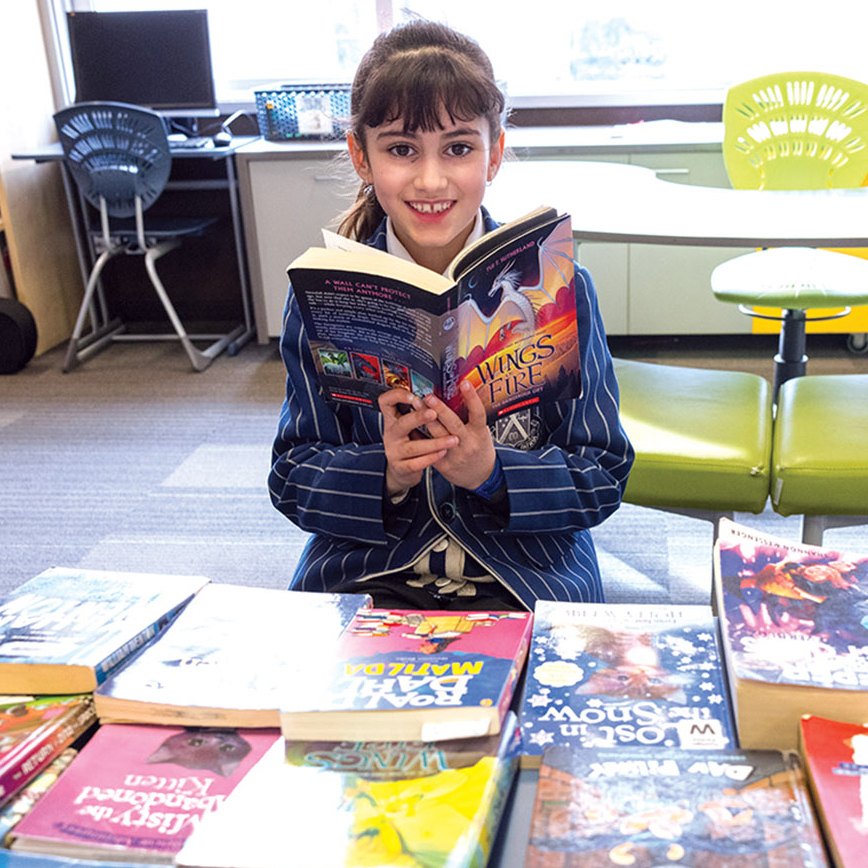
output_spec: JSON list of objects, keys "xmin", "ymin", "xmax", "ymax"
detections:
[{"xmin": 360, "ymin": 52, "xmax": 503, "ymax": 133}]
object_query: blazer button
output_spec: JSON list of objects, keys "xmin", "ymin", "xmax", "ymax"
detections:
[{"xmin": 439, "ymin": 502, "xmax": 456, "ymax": 522}]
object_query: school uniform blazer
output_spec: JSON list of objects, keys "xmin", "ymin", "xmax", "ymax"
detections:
[{"xmin": 268, "ymin": 209, "xmax": 634, "ymax": 611}]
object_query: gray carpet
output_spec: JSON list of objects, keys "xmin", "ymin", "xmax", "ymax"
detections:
[{"xmin": 1, "ymin": 334, "xmax": 865, "ymax": 604}]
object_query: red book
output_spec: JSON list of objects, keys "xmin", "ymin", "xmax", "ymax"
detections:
[
  {"xmin": 7, "ymin": 723, "xmax": 280, "ymax": 862},
  {"xmin": 280, "ymin": 609, "xmax": 533, "ymax": 743},
  {"xmin": 800, "ymin": 714, "xmax": 868, "ymax": 868},
  {"xmin": 0, "ymin": 694, "xmax": 97, "ymax": 807}
]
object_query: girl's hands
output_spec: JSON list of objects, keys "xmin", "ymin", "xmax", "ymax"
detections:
[
  {"xmin": 426, "ymin": 381, "xmax": 497, "ymax": 491},
  {"xmin": 378, "ymin": 389, "xmax": 457, "ymax": 497},
  {"xmin": 378, "ymin": 381, "xmax": 496, "ymax": 496}
]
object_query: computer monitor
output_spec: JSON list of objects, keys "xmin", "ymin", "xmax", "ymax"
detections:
[{"xmin": 66, "ymin": 10, "xmax": 219, "ymax": 118}]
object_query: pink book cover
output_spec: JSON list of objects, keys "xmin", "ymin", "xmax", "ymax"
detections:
[
  {"xmin": 290, "ymin": 609, "xmax": 533, "ymax": 735},
  {"xmin": 10, "ymin": 723, "xmax": 280, "ymax": 861}
]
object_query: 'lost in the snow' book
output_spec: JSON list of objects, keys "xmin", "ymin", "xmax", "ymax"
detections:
[{"xmin": 519, "ymin": 600, "xmax": 735, "ymax": 767}]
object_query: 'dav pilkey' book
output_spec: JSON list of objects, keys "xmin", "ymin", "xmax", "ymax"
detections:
[
  {"xmin": 7, "ymin": 723, "xmax": 280, "ymax": 863},
  {"xmin": 714, "ymin": 517, "xmax": 868, "ymax": 750},
  {"xmin": 0, "ymin": 568, "xmax": 210, "ymax": 695},
  {"xmin": 279, "ymin": 609, "xmax": 533, "ymax": 742},
  {"xmin": 526, "ymin": 744, "xmax": 828, "ymax": 867},
  {"xmin": 288, "ymin": 206, "xmax": 581, "ymax": 424},
  {"xmin": 0, "ymin": 695, "xmax": 97, "ymax": 808},
  {"xmin": 177, "ymin": 712, "xmax": 521, "ymax": 868},
  {"xmin": 93, "ymin": 585, "xmax": 371, "ymax": 728},
  {"xmin": 519, "ymin": 600, "xmax": 735, "ymax": 768}
]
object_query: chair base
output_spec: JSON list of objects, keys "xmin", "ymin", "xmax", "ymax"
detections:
[
  {"xmin": 64, "ymin": 235, "xmax": 253, "ymax": 373},
  {"xmin": 64, "ymin": 323, "xmax": 249, "ymax": 373},
  {"xmin": 712, "ymin": 247, "xmax": 868, "ymax": 398},
  {"xmin": 802, "ymin": 515, "xmax": 868, "ymax": 547}
]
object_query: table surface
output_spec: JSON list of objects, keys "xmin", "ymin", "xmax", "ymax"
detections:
[
  {"xmin": 485, "ymin": 160, "xmax": 868, "ymax": 248},
  {"xmin": 12, "ymin": 137, "xmax": 257, "ymax": 163}
]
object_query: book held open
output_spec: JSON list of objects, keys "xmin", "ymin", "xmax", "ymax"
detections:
[{"xmin": 287, "ymin": 207, "xmax": 581, "ymax": 424}]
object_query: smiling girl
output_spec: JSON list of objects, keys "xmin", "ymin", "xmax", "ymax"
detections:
[{"xmin": 269, "ymin": 20, "xmax": 633, "ymax": 611}]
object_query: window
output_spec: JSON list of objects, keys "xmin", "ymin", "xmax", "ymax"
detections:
[{"xmin": 61, "ymin": 1, "xmax": 868, "ymax": 112}]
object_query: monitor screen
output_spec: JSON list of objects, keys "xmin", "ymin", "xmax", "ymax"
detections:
[{"xmin": 66, "ymin": 10, "xmax": 218, "ymax": 117}]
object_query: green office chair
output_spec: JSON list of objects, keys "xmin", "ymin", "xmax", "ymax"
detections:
[
  {"xmin": 712, "ymin": 71, "xmax": 868, "ymax": 396},
  {"xmin": 54, "ymin": 102, "xmax": 244, "ymax": 372}
]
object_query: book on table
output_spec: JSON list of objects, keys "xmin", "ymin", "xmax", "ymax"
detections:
[
  {"xmin": 279, "ymin": 608, "xmax": 534, "ymax": 742},
  {"xmin": 287, "ymin": 206, "xmax": 581, "ymax": 425},
  {"xmin": 0, "ymin": 747, "xmax": 79, "ymax": 844},
  {"xmin": 0, "ymin": 695, "xmax": 97, "ymax": 808},
  {"xmin": 714, "ymin": 516, "xmax": 868, "ymax": 750},
  {"xmin": 177, "ymin": 711, "xmax": 521, "ymax": 868},
  {"xmin": 518, "ymin": 599, "xmax": 735, "ymax": 769},
  {"xmin": 93, "ymin": 585, "xmax": 372, "ymax": 728},
  {"xmin": 799, "ymin": 714, "xmax": 868, "ymax": 868},
  {"xmin": 6, "ymin": 723, "xmax": 280, "ymax": 863},
  {"xmin": 525, "ymin": 743, "xmax": 829, "ymax": 867},
  {"xmin": 0, "ymin": 568, "xmax": 210, "ymax": 695}
]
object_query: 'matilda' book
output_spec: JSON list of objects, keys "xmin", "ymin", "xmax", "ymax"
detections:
[
  {"xmin": 0, "ymin": 568, "xmax": 210, "ymax": 694},
  {"xmin": 519, "ymin": 600, "xmax": 735, "ymax": 768},
  {"xmin": 714, "ymin": 517, "xmax": 868, "ymax": 750},
  {"xmin": 279, "ymin": 609, "xmax": 533, "ymax": 742},
  {"xmin": 287, "ymin": 206, "xmax": 581, "ymax": 424}
]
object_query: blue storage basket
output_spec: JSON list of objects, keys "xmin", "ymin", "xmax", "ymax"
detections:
[{"xmin": 254, "ymin": 83, "xmax": 351, "ymax": 141}]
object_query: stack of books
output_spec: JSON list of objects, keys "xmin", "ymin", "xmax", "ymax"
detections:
[
  {"xmin": 4, "ymin": 513, "xmax": 868, "ymax": 867},
  {"xmin": 0, "ymin": 568, "xmax": 533, "ymax": 868}
]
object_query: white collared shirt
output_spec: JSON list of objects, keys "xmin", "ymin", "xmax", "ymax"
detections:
[{"xmin": 385, "ymin": 210, "xmax": 485, "ymax": 275}]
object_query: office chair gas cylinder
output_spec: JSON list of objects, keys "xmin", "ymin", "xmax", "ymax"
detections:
[{"xmin": 54, "ymin": 102, "xmax": 243, "ymax": 371}]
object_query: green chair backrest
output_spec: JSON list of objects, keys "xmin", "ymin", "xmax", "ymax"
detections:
[{"xmin": 723, "ymin": 71, "xmax": 868, "ymax": 190}]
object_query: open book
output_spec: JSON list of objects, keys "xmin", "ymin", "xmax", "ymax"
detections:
[{"xmin": 287, "ymin": 207, "xmax": 581, "ymax": 425}]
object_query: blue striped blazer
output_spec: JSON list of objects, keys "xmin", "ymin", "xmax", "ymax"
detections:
[{"xmin": 268, "ymin": 209, "xmax": 634, "ymax": 610}]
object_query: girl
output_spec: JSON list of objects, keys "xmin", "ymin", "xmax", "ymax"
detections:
[{"xmin": 269, "ymin": 20, "xmax": 633, "ymax": 611}]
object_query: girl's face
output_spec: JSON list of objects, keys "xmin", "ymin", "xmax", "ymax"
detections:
[{"xmin": 349, "ymin": 112, "xmax": 504, "ymax": 274}]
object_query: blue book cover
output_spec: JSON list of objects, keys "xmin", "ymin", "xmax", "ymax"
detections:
[
  {"xmin": 527, "ymin": 744, "xmax": 828, "ymax": 867},
  {"xmin": 520, "ymin": 601, "xmax": 735, "ymax": 767},
  {"xmin": 0, "ymin": 568, "xmax": 210, "ymax": 695}
]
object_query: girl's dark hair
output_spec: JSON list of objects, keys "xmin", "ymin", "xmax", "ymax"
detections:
[{"xmin": 338, "ymin": 20, "xmax": 506, "ymax": 241}]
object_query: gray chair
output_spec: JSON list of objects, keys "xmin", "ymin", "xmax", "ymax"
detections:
[{"xmin": 54, "ymin": 101, "xmax": 244, "ymax": 371}]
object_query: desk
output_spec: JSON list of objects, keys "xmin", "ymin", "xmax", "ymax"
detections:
[
  {"xmin": 12, "ymin": 139, "xmax": 256, "ymax": 359},
  {"xmin": 486, "ymin": 160, "xmax": 868, "ymax": 389},
  {"xmin": 485, "ymin": 160, "xmax": 868, "ymax": 248},
  {"xmin": 234, "ymin": 125, "xmax": 739, "ymax": 341}
]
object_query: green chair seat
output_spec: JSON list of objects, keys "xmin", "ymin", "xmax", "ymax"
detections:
[
  {"xmin": 614, "ymin": 359, "xmax": 773, "ymax": 515},
  {"xmin": 772, "ymin": 373, "xmax": 868, "ymax": 542}
]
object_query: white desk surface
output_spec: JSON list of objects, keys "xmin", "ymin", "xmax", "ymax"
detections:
[{"xmin": 485, "ymin": 159, "xmax": 868, "ymax": 248}]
